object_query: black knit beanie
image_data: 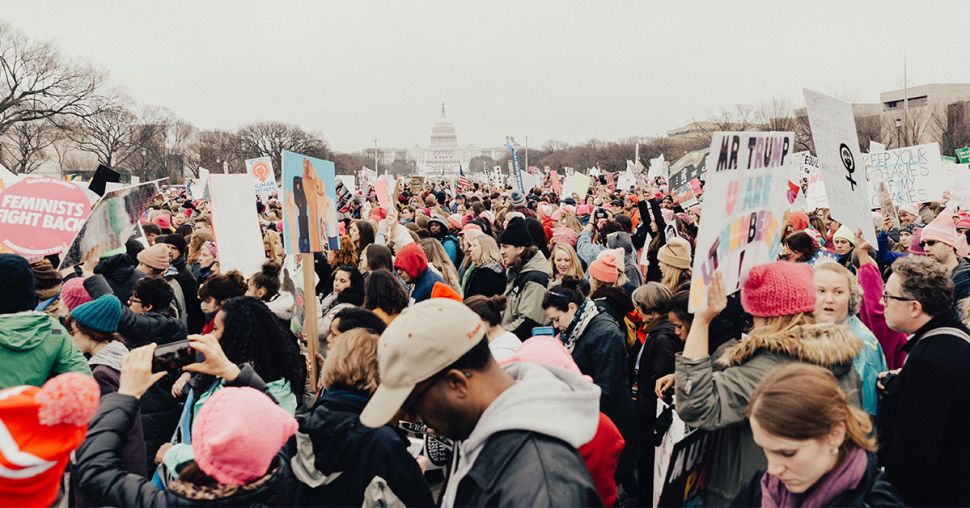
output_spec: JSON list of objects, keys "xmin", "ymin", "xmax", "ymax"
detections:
[
  {"xmin": 0, "ymin": 254, "xmax": 37, "ymax": 314},
  {"xmin": 499, "ymin": 217, "xmax": 533, "ymax": 247}
]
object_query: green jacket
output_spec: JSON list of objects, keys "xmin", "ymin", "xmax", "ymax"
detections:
[
  {"xmin": 674, "ymin": 323, "xmax": 862, "ymax": 506},
  {"xmin": 0, "ymin": 311, "xmax": 91, "ymax": 388}
]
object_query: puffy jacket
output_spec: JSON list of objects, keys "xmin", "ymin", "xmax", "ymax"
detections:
[
  {"xmin": 501, "ymin": 251, "xmax": 552, "ymax": 340},
  {"xmin": 461, "ymin": 262, "xmax": 506, "ymax": 299},
  {"xmin": 633, "ymin": 319, "xmax": 680, "ymax": 418},
  {"xmin": 94, "ymin": 253, "xmax": 145, "ymax": 303},
  {"xmin": 675, "ymin": 323, "xmax": 862, "ymax": 506},
  {"xmin": 75, "ymin": 393, "xmax": 290, "ymax": 507},
  {"xmin": 845, "ymin": 316, "xmax": 886, "ymax": 417},
  {"xmin": 570, "ymin": 310, "xmax": 635, "ymax": 442},
  {"xmin": 289, "ymin": 389, "xmax": 434, "ymax": 507},
  {"xmin": 83, "ymin": 274, "xmax": 187, "ymax": 347},
  {"xmin": 0, "ymin": 311, "xmax": 90, "ymax": 388},
  {"xmin": 953, "ymin": 257, "xmax": 970, "ymax": 304},
  {"xmin": 878, "ymin": 311, "xmax": 970, "ymax": 507},
  {"xmin": 731, "ymin": 452, "xmax": 904, "ymax": 507}
]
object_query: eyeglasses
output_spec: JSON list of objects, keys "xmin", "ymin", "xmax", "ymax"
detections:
[
  {"xmin": 128, "ymin": 297, "xmax": 142, "ymax": 305},
  {"xmin": 882, "ymin": 292, "xmax": 915, "ymax": 303},
  {"xmin": 920, "ymin": 240, "xmax": 938, "ymax": 248}
]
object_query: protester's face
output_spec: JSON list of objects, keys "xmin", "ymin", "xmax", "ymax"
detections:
[
  {"xmin": 406, "ymin": 370, "xmax": 477, "ymax": 441},
  {"xmin": 553, "ymin": 249, "xmax": 572, "ymax": 276},
  {"xmin": 883, "ymin": 273, "xmax": 919, "ymax": 333},
  {"xmin": 429, "ymin": 222, "xmax": 443, "ymax": 236},
  {"xmin": 750, "ymin": 415, "xmax": 843, "ymax": 495},
  {"xmin": 469, "ymin": 238, "xmax": 484, "ymax": 263},
  {"xmin": 814, "ymin": 270, "xmax": 850, "ymax": 324},
  {"xmin": 334, "ymin": 269, "xmax": 353, "ymax": 293},
  {"xmin": 898, "ymin": 211, "xmax": 916, "ymax": 225},
  {"xmin": 668, "ymin": 312, "xmax": 690, "ymax": 341},
  {"xmin": 397, "ymin": 268, "xmax": 412, "ymax": 283},
  {"xmin": 197, "ymin": 249, "xmax": 215, "ymax": 268},
  {"xmin": 128, "ymin": 294, "xmax": 148, "ymax": 314},
  {"xmin": 545, "ymin": 303, "xmax": 578, "ymax": 332},
  {"xmin": 329, "ymin": 318, "xmax": 341, "ymax": 338},
  {"xmin": 899, "ymin": 231, "xmax": 912, "ymax": 248},
  {"xmin": 145, "ymin": 233, "xmax": 157, "ymax": 246},
  {"xmin": 245, "ymin": 278, "xmax": 267, "ymax": 300},
  {"xmin": 832, "ymin": 238, "xmax": 853, "ymax": 256},
  {"xmin": 201, "ymin": 297, "xmax": 219, "ymax": 314},
  {"xmin": 401, "ymin": 208, "xmax": 414, "ymax": 220},
  {"xmin": 67, "ymin": 322, "xmax": 97, "ymax": 354},
  {"xmin": 173, "ymin": 214, "xmax": 187, "ymax": 226},
  {"xmin": 499, "ymin": 244, "xmax": 524, "ymax": 267},
  {"xmin": 922, "ymin": 239, "xmax": 953, "ymax": 263},
  {"xmin": 349, "ymin": 223, "xmax": 360, "ymax": 243}
]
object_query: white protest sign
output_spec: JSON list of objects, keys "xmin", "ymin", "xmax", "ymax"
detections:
[
  {"xmin": 336, "ymin": 175, "xmax": 357, "ymax": 195},
  {"xmin": 863, "ymin": 143, "xmax": 943, "ymax": 208},
  {"xmin": 648, "ymin": 154, "xmax": 667, "ymax": 180},
  {"xmin": 617, "ymin": 170, "xmax": 637, "ymax": 192},
  {"xmin": 245, "ymin": 157, "xmax": 277, "ymax": 197},
  {"xmin": 571, "ymin": 173, "xmax": 592, "ymax": 198},
  {"xmin": 805, "ymin": 170, "xmax": 830, "ymax": 210},
  {"xmin": 209, "ymin": 174, "xmax": 265, "ymax": 277},
  {"xmin": 520, "ymin": 171, "xmax": 542, "ymax": 192},
  {"xmin": 803, "ymin": 89, "xmax": 875, "ymax": 245},
  {"xmin": 870, "ymin": 141, "xmax": 885, "ymax": 153},
  {"xmin": 944, "ymin": 161, "xmax": 970, "ymax": 210},
  {"xmin": 0, "ymin": 163, "xmax": 21, "ymax": 191},
  {"xmin": 689, "ymin": 132, "xmax": 794, "ymax": 311}
]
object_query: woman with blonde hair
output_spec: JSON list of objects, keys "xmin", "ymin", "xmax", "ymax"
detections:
[
  {"xmin": 733, "ymin": 363, "xmax": 903, "ymax": 506},
  {"xmin": 657, "ymin": 236, "xmax": 692, "ymax": 294},
  {"xmin": 419, "ymin": 238, "xmax": 462, "ymax": 295},
  {"xmin": 461, "ymin": 232, "xmax": 506, "ymax": 298},
  {"xmin": 186, "ymin": 231, "xmax": 213, "ymax": 266},
  {"xmin": 675, "ymin": 263, "xmax": 862, "ymax": 505},
  {"xmin": 291, "ymin": 329, "xmax": 435, "ymax": 507},
  {"xmin": 549, "ymin": 243, "xmax": 584, "ymax": 287}
]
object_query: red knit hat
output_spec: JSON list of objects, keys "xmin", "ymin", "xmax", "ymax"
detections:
[
  {"xmin": 0, "ymin": 373, "xmax": 100, "ymax": 507},
  {"xmin": 741, "ymin": 261, "xmax": 816, "ymax": 317},
  {"xmin": 588, "ymin": 250, "xmax": 620, "ymax": 284}
]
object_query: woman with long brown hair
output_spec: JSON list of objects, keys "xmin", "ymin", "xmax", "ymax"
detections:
[{"xmin": 733, "ymin": 363, "xmax": 903, "ymax": 506}]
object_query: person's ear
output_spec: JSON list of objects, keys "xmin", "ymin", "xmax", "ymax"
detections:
[
  {"xmin": 828, "ymin": 421, "xmax": 847, "ymax": 449},
  {"xmin": 143, "ymin": 303, "xmax": 154, "ymax": 313},
  {"xmin": 445, "ymin": 369, "xmax": 471, "ymax": 397}
]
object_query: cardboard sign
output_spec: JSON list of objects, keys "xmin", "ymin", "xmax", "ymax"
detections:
[
  {"xmin": 0, "ymin": 178, "xmax": 92, "ymax": 257},
  {"xmin": 59, "ymin": 180, "xmax": 162, "ymax": 269},
  {"xmin": 863, "ymin": 143, "xmax": 944, "ymax": 207},
  {"xmin": 656, "ymin": 430, "xmax": 713, "ymax": 508},
  {"xmin": 668, "ymin": 149, "xmax": 709, "ymax": 189},
  {"xmin": 803, "ymin": 89, "xmax": 876, "ymax": 245},
  {"xmin": 281, "ymin": 150, "xmax": 340, "ymax": 254},
  {"xmin": 209, "ymin": 174, "xmax": 265, "ymax": 277},
  {"xmin": 806, "ymin": 170, "xmax": 830, "ymax": 209},
  {"xmin": 246, "ymin": 156, "xmax": 277, "ymax": 197},
  {"xmin": 689, "ymin": 132, "xmax": 794, "ymax": 311}
]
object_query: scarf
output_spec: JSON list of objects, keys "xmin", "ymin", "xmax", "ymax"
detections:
[
  {"xmin": 559, "ymin": 299, "xmax": 599, "ymax": 352},
  {"xmin": 761, "ymin": 446, "xmax": 868, "ymax": 508}
]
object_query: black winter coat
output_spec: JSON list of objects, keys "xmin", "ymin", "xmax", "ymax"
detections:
[
  {"xmin": 451, "ymin": 430, "xmax": 603, "ymax": 507},
  {"xmin": 633, "ymin": 319, "xmax": 681, "ymax": 421},
  {"xmin": 571, "ymin": 311, "xmax": 635, "ymax": 443},
  {"xmin": 75, "ymin": 366, "xmax": 291, "ymax": 507},
  {"xmin": 170, "ymin": 257, "xmax": 203, "ymax": 334},
  {"xmin": 732, "ymin": 452, "xmax": 904, "ymax": 507},
  {"xmin": 462, "ymin": 264, "xmax": 506, "ymax": 299},
  {"xmin": 289, "ymin": 389, "xmax": 434, "ymax": 507},
  {"xmin": 878, "ymin": 311, "xmax": 970, "ymax": 507},
  {"xmin": 94, "ymin": 253, "xmax": 145, "ymax": 303},
  {"xmin": 84, "ymin": 274, "xmax": 187, "ymax": 347}
]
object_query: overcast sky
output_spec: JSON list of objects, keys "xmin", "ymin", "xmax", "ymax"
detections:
[{"xmin": 3, "ymin": 1, "xmax": 970, "ymax": 152}]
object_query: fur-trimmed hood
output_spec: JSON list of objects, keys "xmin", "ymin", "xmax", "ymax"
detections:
[{"xmin": 718, "ymin": 322, "xmax": 861, "ymax": 369}]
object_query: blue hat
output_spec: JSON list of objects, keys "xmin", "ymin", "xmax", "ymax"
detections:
[
  {"xmin": 71, "ymin": 295, "xmax": 122, "ymax": 334},
  {"xmin": 510, "ymin": 191, "xmax": 526, "ymax": 207}
]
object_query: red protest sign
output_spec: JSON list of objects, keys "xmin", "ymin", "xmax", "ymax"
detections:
[{"xmin": 0, "ymin": 178, "xmax": 92, "ymax": 257}]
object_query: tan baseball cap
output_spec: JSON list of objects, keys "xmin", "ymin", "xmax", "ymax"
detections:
[{"xmin": 360, "ymin": 298, "xmax": 487, "ymax": 428}]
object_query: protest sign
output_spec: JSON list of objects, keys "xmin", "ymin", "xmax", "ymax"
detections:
[
  {"xmin": 944, "ymin": 161, "xmax": 970, "ymax": 210},
  {"xmin": 59, "ymin": 180, "xmax": 161, "ymax": 269},
  {"xmin": 550, "ymin": 170, "xmax": 562, "ymax": 197},
  {"xmin": 281, "ymin": 150, "xmax": 340, "ymax": 254},
  {"xmin": 88, "ymin": 164, "xmax": 121, "ymax": 197},
  {"xmin": 617, "ymin": 169, "xmax": 636, "ymax": 192},
  {"xmin": 520, "ymin": 171, "xmax": 542, "ymax": 192},
  {"xmin": 689, "ymin": 132, "xmax": 793, "ymax": 311},
  {"xmin": 957, "ymin": 147, "xmax": 970, "ymax": 164},
  {"xmin": 670, "ymin": 183, "xmax": 698, "ymax": 207},
  {"xmin": 246, "ymin": 156, "xmax": 277, "ymax": 197},
  {"xmin": 668, "ymin": 148, "xmax": 709, "ymax": 189},
  {"xmin": 506, "ymin": 139, "xmax": 525, "ymax": 194},
  {"xmin": 375, "ymin": 175, "xmax": 396, "ymax": 210},
  {"xmin": 334, "ymin": 179, "xmax": 353, "ymax": 211},
  {"xmin": 648, "ymin": 154, "xmax": 667, "ymax": 180},
  {"xmin": 803, "ymin": 89, "xmax": 876, "ymax": 245},
  {"xmin": 656, "ymin": 430, "xmax": 712, "ymax": 508},
  {"xmin": 0, "ymin": 163, "xmax": 20, "ymax": 191},
  {"xmin": 0, "ymin": 178, "xmax": 92, "ymax": 258},
  {"xmin": 570, "ymin": 173, "xmax": 592, "ymax": 198},
  {"xmin": 336, "ymin": 175, "xmax": 356, "ymax": 195},
  {"xmin": 209, "ymin": 174, "xmax": 265, "ymax": 277},
  {"xmin": 805, "ymin": 170, "xmax": 829, "ymax": 209},
  {"xmin": 863, "ymin": 143, "xmax": 944, "ymax": 207}
]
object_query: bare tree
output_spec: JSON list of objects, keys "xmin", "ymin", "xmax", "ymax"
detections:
[
  {"xmin": 0, "ymin": 21, "xmax": 105, "ymax": 137},
  {"xmin": 66, "ymin": 95, "xmax": 138, "ymax": 170},
  {"xmin": 187, "ymin": 129, "xmax": 243, "ymax": 177},
  {"xmin": 688, "ymin": 104, "xmax": 756, "ymax": 146},
  {"xmin": 854, "ymin": 113, "xmax": 883, "ymax": 151},
  {"xmin": 0, "ymin": 118, "xmax": 61, "ymax": 174},
  {"xmin": 756, "ymin": 98, "xmax": 798, "ymax": 132},
  {"xmin": 236, "ymin": 120, "xmax": 332, "ymax": 180}
]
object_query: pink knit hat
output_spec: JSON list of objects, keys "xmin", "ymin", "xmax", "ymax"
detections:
[
  {"xmin": 908, "ymin": 227, "xmax": 926, "ymax": 255},
  {"xmin": 60, "ymin": 278, "xmax": 92, "ymax": 311},
  {"xmin": 500, "ymin": 336, "xmax": 592, "ymax": 383},
  {"xmin": 922, "ymin": 212, "xmax": 960, "ymax": 250},
  {"xmin": 192, "ymin": 387, "xmax": 298, "ymax": 486},
  {"xmin": 551, "ymin": 226, "xmax": 579, "ymax": 247},
  {"xmin": 136, "ymin": 244, "xmax": 171, "ymax": 271},
  {"xmin": 576, "ymin": 204, "xmax": 593, "ymax": 217},
  {"xmin": 588, "ymin": 249, "xmax": 620, "ymax": 284},
  {"xmin": 741, "ymin": 261, "xmax": 816, "ymax": 317}
]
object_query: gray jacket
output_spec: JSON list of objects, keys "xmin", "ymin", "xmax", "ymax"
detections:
[
  {"xmin": 674, "ymin": 323, "xmax": 862, "ymax": 506},
  {"xmin": 501, "ymin": 251, "xmax": 552, "ymax": 340}
]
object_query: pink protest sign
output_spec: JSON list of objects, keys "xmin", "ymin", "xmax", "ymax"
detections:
[{"xmin": 0, "ymin": 178, "xmax": 92, "ymax": 257}]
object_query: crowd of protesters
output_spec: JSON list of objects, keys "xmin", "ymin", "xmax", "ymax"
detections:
[{"xmin": 2, "ymin": 169, "xmax": 970, "ymax": 507}]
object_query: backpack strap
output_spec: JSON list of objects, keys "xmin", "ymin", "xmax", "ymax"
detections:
[{"xmin": 919, "ymin": 327, "xmax": 970, "ymax": 345}]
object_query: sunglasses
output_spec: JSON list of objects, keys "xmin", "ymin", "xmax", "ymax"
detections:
[{"xmin": 920, "ymin": 239, "xmax": 938, "ymax": 248}]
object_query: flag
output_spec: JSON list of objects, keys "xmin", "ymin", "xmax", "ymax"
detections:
[{"xmin": 458, "ymin": 165, "xmax": 472, "ymax": 192}]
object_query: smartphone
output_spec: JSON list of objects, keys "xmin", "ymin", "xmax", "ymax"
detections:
[{"xmin": 152, "ymin": 340, "xmax": 198, "ymax": 374}]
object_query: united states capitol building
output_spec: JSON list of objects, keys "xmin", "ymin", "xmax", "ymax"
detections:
[{"xmin": 366, "ymin": 104, "xmax": 512, "ymax": 178}]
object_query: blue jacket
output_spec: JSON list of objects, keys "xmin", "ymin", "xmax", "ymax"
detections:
[
  {"xmin": 411, "ymin": 267, "xmax": 446, "ymax": 303},
  {"xmin": 846, "ymin": 316, "xmax": 887, "ymax": 416}
]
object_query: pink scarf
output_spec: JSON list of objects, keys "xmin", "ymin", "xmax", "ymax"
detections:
[{"xmin": 761, "ymin": 447, "xmax": 868, "ymax": 508}]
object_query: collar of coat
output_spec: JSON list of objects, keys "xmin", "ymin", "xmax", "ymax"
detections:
[{"xmin": 717, "ymin": 322, "xmax": 861, "ymax": 368}]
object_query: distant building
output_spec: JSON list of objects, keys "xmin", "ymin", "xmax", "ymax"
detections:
[
  {"xmin": 666, "ymin": 121, "xmax": 718, "ymax": 139},
  {"xmin": 879, "ymin": 83, "xmax": 970, "ymax": 146},
  {"xmin": 364, "ymin": 104, "xmax": 509, "ymax": 178}
]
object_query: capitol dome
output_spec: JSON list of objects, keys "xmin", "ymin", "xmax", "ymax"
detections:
[{"xmin": 430, "ymin": 103, "xmax": 458, "ymax": 148}]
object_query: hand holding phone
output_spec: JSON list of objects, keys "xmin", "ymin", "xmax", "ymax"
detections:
[{"xmin": 151, "ymin": 340, "xmax": 197, "ymax": 374}]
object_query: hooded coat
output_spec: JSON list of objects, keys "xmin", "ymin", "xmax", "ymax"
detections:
[
  {"xmin": 501, "ymin": 251, "xmax": 552, "ymax": 340},
  {"xmin": 0, "ymin": 311, "xmax": 91, "ymax": 388},
  {"xmin": 394, "ymin": 244, "xmax": 445, "ymax": 303},
  {"xmin": 94, "ymin": 253, "xmax": 145, "ymax": 304},
  {"xmin": 439, "ymin": 362, "xmax": 603, "ymax": 508},
  {"xmin": 674, "ymin": 323, "xmax": 862, "ymax": 506},
  {"xmin": 288, "ymin": 389, "xmax": 434, "ymax": 507},
  {"xmin": 606, "ymin": 231, "xmax": 643, "ymax": 287}
]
